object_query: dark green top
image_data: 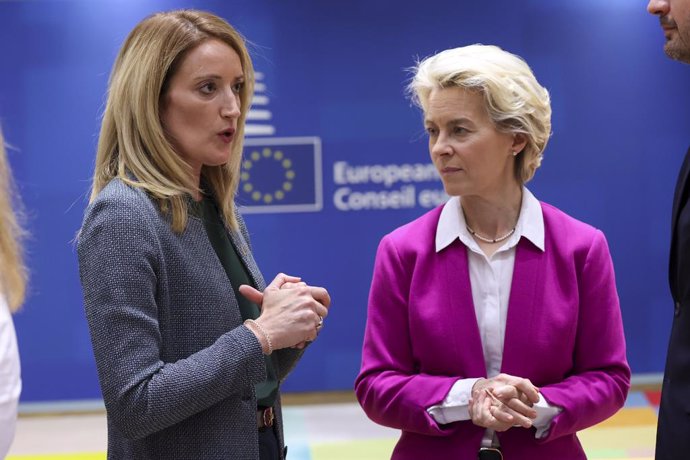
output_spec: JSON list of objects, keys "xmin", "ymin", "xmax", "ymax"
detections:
[{"xmin": 192, "ymin": 195, "xmax": 278, "ymax": 408}]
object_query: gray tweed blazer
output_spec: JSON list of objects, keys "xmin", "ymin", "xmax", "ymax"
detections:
[{"xmin": 78, "ymin": 178, "xmax": 302, "ymax": 460}]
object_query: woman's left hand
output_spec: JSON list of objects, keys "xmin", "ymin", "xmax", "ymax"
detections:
[
  {"xmin": 239, "ymin": 277, "xmax": 331, "ymax": 349},
  {"xmin": 281, "ymin": 281, "xmax": 329, "ymax": 349}
]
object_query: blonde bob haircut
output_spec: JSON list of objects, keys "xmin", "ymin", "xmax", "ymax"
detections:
[
  {"xmin": 0, "ymin": 127, "xmax": 27, "ymax": 312},
  {"xmin": 408, "ymin": 44, "xmax": 552, "ymax": 184},
  {"xmin": 91, "ymin": 9, "xmax": 255, "ymax": 232}
]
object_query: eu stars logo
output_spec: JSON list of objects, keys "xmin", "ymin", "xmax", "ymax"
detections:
[
  {"xmin": 238, "ymin": 137, "xmax": 323, "ymax": 213},
  {"xmin": 242, "ymin": 148, "xmax": 295, "ymax": 204}
]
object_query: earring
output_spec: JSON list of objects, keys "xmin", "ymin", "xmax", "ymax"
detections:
[{"xmin": 512, "ymin": 151, "xmax": 518, "ymax": 156}]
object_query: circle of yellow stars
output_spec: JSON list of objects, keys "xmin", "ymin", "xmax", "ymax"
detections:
[{"xmin": 241, "ymin": 148, "xmax": 296, "ymax": 204}]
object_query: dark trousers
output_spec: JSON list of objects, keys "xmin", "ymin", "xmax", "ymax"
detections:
[{"xmin": 258, "ymin": 427, "xmax": 281, "ymax": 460}]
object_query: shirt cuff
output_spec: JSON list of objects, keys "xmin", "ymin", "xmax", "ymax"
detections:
[
  {"xmin": 427, "ymin": 378, "xmax": 480, "ymax": 425},
  {"xmin": 532, "ymin": 393, "xmax": 563, "ymax": 438}
]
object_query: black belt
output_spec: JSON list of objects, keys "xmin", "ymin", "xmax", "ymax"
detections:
[
  {"xmin": 478, "ymin": 447, "xmax": 503, "ymax": 460},
  {"xmin": 257, "ymin": 406, "xmax": 275, "ymax": 429}
]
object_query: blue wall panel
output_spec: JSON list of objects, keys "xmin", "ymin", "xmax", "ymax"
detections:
[{"xmin": 0, "ymin": 0, "xmax": 688, "ymax": 401}]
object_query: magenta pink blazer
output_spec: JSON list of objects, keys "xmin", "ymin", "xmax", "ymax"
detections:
[{"xmin": 355, "ymin": 202, "xmax": 630, "ymax": 459}]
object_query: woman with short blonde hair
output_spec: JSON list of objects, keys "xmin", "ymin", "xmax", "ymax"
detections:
[
  {"xmin": 408, "ymin": 44, "xmax": 552, "ymax": 184},
  {"xmin": 356, "ymin": 44, "xmax": 629, "ymax": 459}
]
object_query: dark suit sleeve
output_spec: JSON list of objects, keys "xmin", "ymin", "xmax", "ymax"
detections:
[
  {"xmin": 538, "ymin": 230, "xmax": 631, "ymax": 441},
  {"xmin": 78, "ymin": 193, "xmax": 266, "ymax": 440}
]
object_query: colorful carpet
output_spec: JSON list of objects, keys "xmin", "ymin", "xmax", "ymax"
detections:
[{"xmin": 7, "ymin": 391, "xmax": 661, "ymax": 460}]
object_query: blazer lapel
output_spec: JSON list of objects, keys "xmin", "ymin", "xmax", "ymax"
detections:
[
  {"xmin": 441, "ymin": 240, "xmax": 487, "ymax": 377},
  {"xmin": 501, "ymin": 239, "xmax": 544, "ymax": 376},
  {"xmin": 671, "ymin": 147, "xmax": 690, "ymax": 234},
  {"xmin": 669, "ymin": 147, "xmax": 690, "ymax": 299}
]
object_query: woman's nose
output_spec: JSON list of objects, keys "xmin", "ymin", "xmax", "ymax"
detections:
[
  {"xmin": 430, "ymin": 135, "xmax": 452, "ymax": 157},
  {"xmin": 221, "ymin": 92, "xmax": 241, "ymax": 119}
]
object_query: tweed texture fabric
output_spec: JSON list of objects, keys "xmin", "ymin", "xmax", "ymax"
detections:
[{"xmin": 78, "ymin": 178, "xmax": 303, "ymax": 459}]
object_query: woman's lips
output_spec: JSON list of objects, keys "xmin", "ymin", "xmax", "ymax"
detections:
[{"xmin": 218, "ymin": 129, "xmax": 235, "ymax": 144}]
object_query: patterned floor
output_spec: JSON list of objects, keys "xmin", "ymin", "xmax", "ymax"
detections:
[{"xmin": 7, "ymin": 391, "xmax": 661, "ymax": 460}]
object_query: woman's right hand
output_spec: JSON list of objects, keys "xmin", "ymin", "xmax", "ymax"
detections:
[
  {"xmin": 468, "ymin": 374, "xmax": 540, "ymax": 431},
  {"xmin": 239, "ymin": 273, "xmax": 330, "ymax": 351}
]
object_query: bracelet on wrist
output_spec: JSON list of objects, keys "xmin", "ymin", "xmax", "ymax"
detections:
[{"xmin": 244, "ymin": 319, "xmax": 273, "ymax": 355}]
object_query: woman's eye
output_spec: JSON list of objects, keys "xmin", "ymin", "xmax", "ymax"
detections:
[
  {"xmin": 425, "ymin": 127, "xmax": 437, "ymax": 136},
  {"xmin": 232, "ymin": 82, "xmax": 244, "ymax": 94},
  {"xmin": 200, "ymin": 82, "xmax": 216, "ymax": 95},
  {"xmin": 453, "ymin": 126, "xmax": 467, "ymax": 135}
]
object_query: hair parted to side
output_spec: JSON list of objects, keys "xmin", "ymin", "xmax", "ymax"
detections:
[
  {"xmin": 408, "ymin": 44, "xmax": 552, "ymax": 184},
  {"xmin": 91, "ymin": 9, "xmax": 255, "ymax": 231},
  {"xmin": 0, "ymin": 127, "xmax": 27, "ymax": 312}
]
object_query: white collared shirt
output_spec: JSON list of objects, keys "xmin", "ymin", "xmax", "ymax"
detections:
[
  {"xmin": 0, "ymin": 296, "xmax": 20, "ymax": 458},
  {"xmin": 427, "ymin": 188, "xmax": 561, "ymax": 443}
]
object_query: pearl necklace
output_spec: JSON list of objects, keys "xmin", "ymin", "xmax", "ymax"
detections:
[{"xmin": 466, "ymin": 225, "xmax": 516, "ymax": 244}]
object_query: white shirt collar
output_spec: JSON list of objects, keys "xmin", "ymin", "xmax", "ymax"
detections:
[{"xmin": 435, "ymin": 187, "xmax": 545, "ymax": 253}]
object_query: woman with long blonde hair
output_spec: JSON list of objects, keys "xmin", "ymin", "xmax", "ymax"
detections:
[
  {"xmin": 0, "ymin": 125, "xmax": 28, "ymax": 458},
  {"xmin": 77, "ymin": 10, "xmax": 330, "ymax": 459}
]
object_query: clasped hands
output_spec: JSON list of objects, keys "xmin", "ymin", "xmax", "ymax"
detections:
[
  {"xmin": 239, "ymin": 273, "xmax": 331, "ymax": 352},
  {"xmin": 468, "ymin": 373, "xmax": 540, "ymax": 432}
]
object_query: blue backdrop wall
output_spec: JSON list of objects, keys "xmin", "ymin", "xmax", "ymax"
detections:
[{"xmin": 0, "ymin": 0, "xmax": 688, "ymax": 402}]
